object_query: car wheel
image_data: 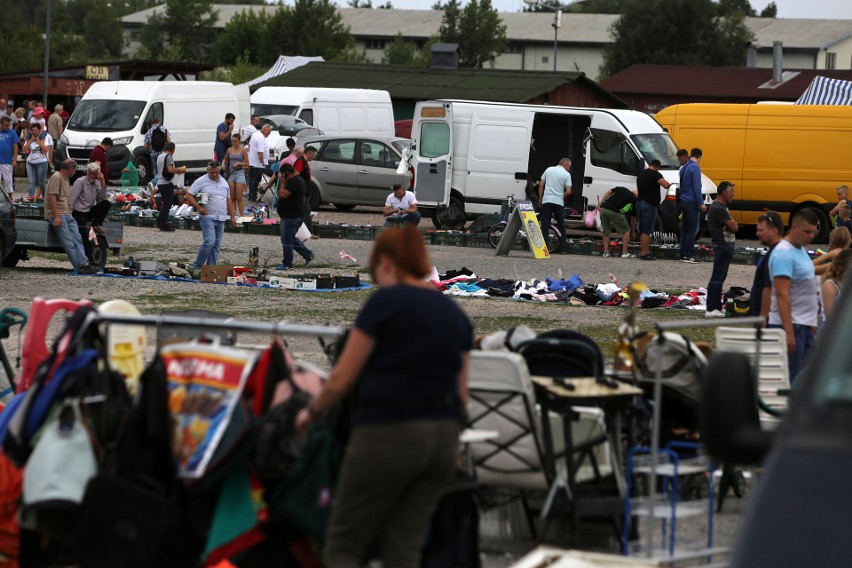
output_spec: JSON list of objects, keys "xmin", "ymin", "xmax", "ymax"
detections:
[
  {"xmin": 333, "ymin": 203, "xmax": 356, "ymax": 212},
  {"xmin": 434, "ymin": 195, "xmax": 466, "ymax": 230},
  {"xmin": 308, "ymin": 183, "xmax": 322, "ymax": 211},
  {"xmin": 1, "ymin": 247, "xmax": 21, "ymax": 268},
  {"xmin": 134, "ymin": 155, "xmax": 152, "ymax": 186}
]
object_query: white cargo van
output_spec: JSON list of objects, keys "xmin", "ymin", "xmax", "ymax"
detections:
[
  {"xmin": 59, "ymin": 81, "xmax": 250, "ymax": 184},
  {"xmin": 410, "ymin": 99, "xmax": 716, "ymax": 229},
  {"xmin": 250, "ymin": 87, "xmax": 395, "ymax": 160}
]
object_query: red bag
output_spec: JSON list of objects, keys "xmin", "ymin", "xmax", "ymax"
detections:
[{"xmin": 0, "ymin": 451, "xmax": 22, "ymax": 566}]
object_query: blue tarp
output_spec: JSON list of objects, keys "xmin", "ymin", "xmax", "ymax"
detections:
[{"xmin": 796, "ymin": 76, "xmax": 852, "ymax": 105}]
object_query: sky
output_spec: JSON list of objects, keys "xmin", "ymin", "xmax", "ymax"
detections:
[{"xmin": 382, "ymin": 0, "xmax": 852, "ymax": 18}]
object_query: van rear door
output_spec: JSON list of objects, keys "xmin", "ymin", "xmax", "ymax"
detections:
[{"xmin": 411, "ymin": 102, "xmax": 453, "ymax": 209}]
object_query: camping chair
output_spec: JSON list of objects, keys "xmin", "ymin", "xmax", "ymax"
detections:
[{"xmin": 466, "ymin": 350, "xmax": 622, "ymax": 545}]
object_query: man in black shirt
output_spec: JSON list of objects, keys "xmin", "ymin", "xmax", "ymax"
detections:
[
  {"xmin": 599, "ymin": 186, "xmax": 636, "ymax": 257},
  {"xmin": 751, "ymin": 211, "xmax": 784, "ymax": 322},
  {"xmin": 635, "ymin": 159, "xmax": 672, "ymax": 260},
  {"xmin": 276, "ymin": 163, "xmax": 314, "ymax": 270},
  {"xmin": 705, "ymin": 181, "xmax": 738, "ymax": 317}
]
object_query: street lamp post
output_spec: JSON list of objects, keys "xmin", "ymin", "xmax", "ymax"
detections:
[{"xmin": 523, "ymin": 0, "xmax": 563, "ymax": 72}]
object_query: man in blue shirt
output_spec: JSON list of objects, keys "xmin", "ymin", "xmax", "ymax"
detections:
[
  {"xmin": 0, "ymin": 116, "xmax": 19, "ymax": 200},
  {"xmin": 678, "ymin": 147, "xmax": 706, "ymax": 263},
  {"xmin": 184, "ymin": 161, "xmax": 236, "ymax": 270},
  {"xmin": 213, "ymin": 113, "xmax": 235, "ymax": 163},
  {"xmin": 537, "ymin": 158, "xmax": 572, "ymax": 254}
]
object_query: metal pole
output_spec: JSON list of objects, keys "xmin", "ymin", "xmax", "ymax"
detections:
[
  {"xmin": 552, "ymin": 10, "xmax": 560, "ymax": 72},
  {"xmin": 92, "ymin": 312, "xmax": 346, "ymax": 338},
  {"xmin": 43, "ymin": 0, "xmax": 51, "ymax": 105}
]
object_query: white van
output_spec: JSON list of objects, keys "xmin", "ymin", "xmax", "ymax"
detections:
[
  {"xmin": 59, "ymin": 81, "xmax": 250, "ymax": 184},
  {"xmin": 410, "ymin": 99, "xmax": 716, "ymax": 229},
  {"xmin": 250, "ymin": 87, "xmax": 395, "ymax": 160}
]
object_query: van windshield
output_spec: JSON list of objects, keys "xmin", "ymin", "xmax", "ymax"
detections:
[
  {"xmin": 67, "ymin": 99, "xmax": 146, "ymax": 132},
  {"xmin": 251, "ymin": 104, "xmax": 298, "ymax": 117},
  {"xmin": 631, "ymin": 134, "xmax": 680, "ymax": 169}
]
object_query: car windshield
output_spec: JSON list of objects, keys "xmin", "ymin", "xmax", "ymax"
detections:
[
  {"xmin": 67, "ymin": 99, "xmax": 146, "ymax": 132},
  {"xmin": 252, "ymin": 104, "xmax": 298, "ymax": 117},
  {"xmin": 631, "ymin": 134, "xmax": 681, "ymax": 169}
]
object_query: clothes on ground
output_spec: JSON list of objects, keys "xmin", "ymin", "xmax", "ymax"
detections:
[
  {"xmin": 540, "ymin": 166, "xmax": 572, "ymax": 206},
  {"xmin": 636, "ymin": 168, "xmax": 664, "ymax": 207},
  {"xmin": 707, "ymin": 200, "xmax": 735, "ymax": 245},
  {"xmin": 188, "ymin": 174, "xmax": 231, "ymax": 221},
  {"xmin": 385, "ymin": 190, "xmax": 417, "ymax": 217},
  {"xmin": 352, "ymin": 284, "xmax": 473, "ymax": 426},
  {"xmin": 768, "ymin": 239, "xmax": 818, "ymax": 327}
]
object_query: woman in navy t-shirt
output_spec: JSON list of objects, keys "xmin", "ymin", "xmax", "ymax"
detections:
[{"xmin": 298, "ymin": 224, "xmax": 472, "ymax": 568}]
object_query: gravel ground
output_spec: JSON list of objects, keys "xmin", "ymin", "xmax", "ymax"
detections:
[{"xmin": 1, "ymin": 201, "xmax": 760, "ymax": 565}]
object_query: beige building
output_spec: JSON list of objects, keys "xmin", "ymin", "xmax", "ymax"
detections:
[{"xmin": 119, "ymin": 7, "xmax": 852, "ymax": 80}]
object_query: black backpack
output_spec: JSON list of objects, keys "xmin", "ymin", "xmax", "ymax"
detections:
[{"xmin": 150, "ymin": 126, "xmax": 167, "ymax": 152}]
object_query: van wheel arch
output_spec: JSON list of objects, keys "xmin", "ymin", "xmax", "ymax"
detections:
[
  {"xmin": 133, "ymin": 152, "xmax": 153, "ymax": 185},
  {"xmin": 432, "ymin": 191, "xmax": 466, "ymax": 230}
]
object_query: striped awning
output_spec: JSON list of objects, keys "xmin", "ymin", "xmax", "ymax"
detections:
[
  {"xmin": 241, "ymin": 55, "xmax": 325, "ymax": 88},
  {"xmin": 796, "ymin": 75, "xmax": 852, "ymax": 105}
]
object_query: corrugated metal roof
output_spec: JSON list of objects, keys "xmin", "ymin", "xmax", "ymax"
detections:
[
  {"xmin": 120, "ymin": 7, "xmax": 852, "ymax": 50},
  {"xmin": 251, "ymin": 61, "xmax": 627, "ymax": 107},
  {"xmin": 601, "ymin": 65, "xmax": 852, "ymax": 101}
]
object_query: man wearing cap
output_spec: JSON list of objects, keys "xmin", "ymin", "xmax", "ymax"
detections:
[
  {"xmin": 184, "ymin": 160, "xmax": 236, "ymax": 271},
  {"xmin": 383, "ymin": 182, "xmax": 420, "ymax": 226},
  {"xmin": 44, "ymin": 159, "xmax": 99, "ymax": 274},
  {"xmin": 48, "ymin": 104, "xmax": 64, "ymax": 141},
  {"xmin": 276, "ymin": 163, "xmax": 314, "ymax": 270},
  {"xmin": 0, "ymin": 116, "xmax": 19, "ymax": 200},
  {"xmin": 69, "ymin": 161, "xmax": 110, "ymax": 233},
  {"xmin": 705, "ymin": 181, "xmax": 738, "ymax": 317}
]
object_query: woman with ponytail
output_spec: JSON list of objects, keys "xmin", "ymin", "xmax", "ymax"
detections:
[{"xmin": 297, "ymin": 224, "xmax": 473, "ymax": 568}]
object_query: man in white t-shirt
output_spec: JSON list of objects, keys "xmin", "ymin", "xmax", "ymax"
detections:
[
  {"xmin": 383, "ymin": 183, "xmax": 420, "ymax": 226},
  {"xmin": 248, "ymin": 124, "xmax": 271, "ymax": 203}
]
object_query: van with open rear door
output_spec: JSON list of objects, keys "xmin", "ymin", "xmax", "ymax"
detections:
[{"xmin": 409, "ymin": 99, "xmax": 716, "ymax": 229}]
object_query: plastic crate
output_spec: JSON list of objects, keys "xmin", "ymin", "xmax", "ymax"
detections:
[
  {"xmin": 315, "ymin": 224, "xmax": 346, "ymax": 239},
  {"xmin": 464, "ymin": 233, "xmax": 493, "ymax": 249},
  {"xmin": 432, "ymin": 231, "xmax": 465, "ymax": 247},
  {"xmin": 245, "ymin": 222, "xmax": 280, "ymax": 235},
  {"xmin": 733, "ymin": 249, "xmax": 760, "ymax": 266},
  {"xmin": 138, "ymin": 216, "xmax": 158, "ymax": 228},
  {"xmin": 343, "ymin": 226, "xmax": 375, "ymax": 241}
]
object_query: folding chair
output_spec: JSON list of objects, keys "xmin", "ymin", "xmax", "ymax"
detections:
[{"xmin": 714, "ymin": 326, "xmax": 790, "ymax": 429}]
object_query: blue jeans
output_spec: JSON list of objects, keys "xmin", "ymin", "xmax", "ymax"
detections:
[
  {"xmin": 768, "ymin": 323, "xmax": 816, "ymax": 383},
  {"xmin": 383, "ymin": 211, "xmax": 422, "ymax": 227},
  {"xmin": 280, "ymin": 217, "xmax": 312, "ymax": 268},
  {"xmin": 636, "ymin": 200, "xmax": 658, "ymax": 236},
  {"xmin": 707, "ymin": 243, "xmax": 734, "ymax": 312},
  {"xmin": 194, "ymin": 216, "xmax": 225, "ymax": 269},
  {"xmin": 539, "ymin": 202, "xmax": 566, "ymax": 253},
  {"xmin": 48, "ymin": 214, "xmax": 88, "ymax": 272},
  {"xmin": 679, "ymin": 200, "xmax": 700, "ymax": 259},
  {"xmin": 27, "ymin": 161, "xmax": 48, "ymax": 197}
]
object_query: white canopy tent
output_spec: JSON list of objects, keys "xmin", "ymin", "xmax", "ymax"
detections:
[{"xmin": 240, "ymin": 55, "xmax": 324, "ymax": 88}]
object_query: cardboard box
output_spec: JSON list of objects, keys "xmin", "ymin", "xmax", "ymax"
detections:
[
  {"xmin": 226, "ymin": 276, "xmax": 242, "ymax": 285},
  {"xmin": 279, "ymin": 278, "xmax": 297, "ymax": 289},
  {"xmin": 294, "ymin": 278, "xmax": 316, "ymax": 290},
  {"xmin": 200, "ymin": 265, "xmax": 234, "ymax": 283},
  {"xmin": 268, "ymin": 276, "xmax": 282, "ymax": 288}
]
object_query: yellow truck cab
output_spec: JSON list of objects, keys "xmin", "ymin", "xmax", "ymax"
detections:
[{"xmin": 655, "ymin": 103, "xmax": 852, "ymax": 242}]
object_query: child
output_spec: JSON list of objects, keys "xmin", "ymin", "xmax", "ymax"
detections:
[
  {"xmin": 829, "ymin": 184, "xmax": 852, "ymax": 226},
  {"xmin": 837, "ymin": 203, "xmax": 852, "ymax": 236}
]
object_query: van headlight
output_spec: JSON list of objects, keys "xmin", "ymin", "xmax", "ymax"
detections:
[
  {"xmin": 112, "ymin": 137, "xmax": 133, "ymax": 145},
  {"xmin": 59, "ymin": 134, "xmax": 69, "ymax": 146}
]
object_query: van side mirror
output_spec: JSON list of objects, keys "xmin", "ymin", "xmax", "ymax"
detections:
[{"xmin": 700, "ymin": 352, "xmax": 773, "ymax": 465}]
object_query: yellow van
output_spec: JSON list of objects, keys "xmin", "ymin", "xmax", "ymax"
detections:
[{"xmin": 655, "ymin": 103, "xmax": 852, "ymax": 242}]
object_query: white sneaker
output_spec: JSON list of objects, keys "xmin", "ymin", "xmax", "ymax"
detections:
[
  {"xmin": 602, "ymin": 252, "xmax": 611, "ymax": 257},
  {"xmin": 705, "ymin": 309, "xmax": 726, "ymax": 318},
  {"xmin": 622, "ymin": 253, "xmax": 637, "ymax": 258}
]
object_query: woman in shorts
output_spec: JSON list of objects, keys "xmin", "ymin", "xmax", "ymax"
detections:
[{"xmin": 222, "ymin": 133, "xmax": 248, "ymax": 217}]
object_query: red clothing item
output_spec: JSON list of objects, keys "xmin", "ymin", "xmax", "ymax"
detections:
[{"xmin": 89, "ymin": 145, "xmax": 108, "ymax": 181}]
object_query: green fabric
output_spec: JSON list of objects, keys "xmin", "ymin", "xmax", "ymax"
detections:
[
  {"xmin": 202, "ymin": 468, "xmax": 258, "ymax": 561},
  {"xmin": 120, "ymin": 161, "xmax": 139, "ymax": 188}
]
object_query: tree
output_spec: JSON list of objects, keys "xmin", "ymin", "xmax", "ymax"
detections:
[
  {"xmin": 759, "ymin": 2, "xmax": 777, "ymax": 17},
  {"xmin": 523, "ymin": 0, "xmax": 624, "ymax": 13},
  {"xmin": 139, "ymin": 0, "xmax": 219, "ymax": 62},
  {"xmin": 440, "ymin": 0, "xmax": 507, "ymax": 68},
  {"xmin": 382, "ymin": 32, "xmax": 433, "ymax": 66},
  {"xmin": 601, "ymin": 0, "xmax": 754, "ymax": 78},
  {"xmin": 348, "ymin": 0, "xmax": 372, "ymax": 7},
  {"xmin": 213, "ymin": 9, "xmax": 267, "ymax": 66},
  {"xmin": 265, "ymin": 0, "xmax": 355, "ymax": 64},
  {"xmin": 717, "ymin": 0, "xmax": 756, "ymax": 17}
]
